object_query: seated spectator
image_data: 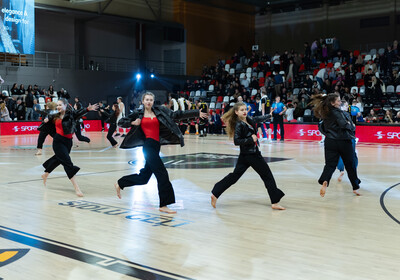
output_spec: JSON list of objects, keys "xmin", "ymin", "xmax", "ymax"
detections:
[
  {"xmin": 384, "ymin": 110, "xmax": 394, "ymax": 124},
  {"xmin": 0, "ymin": 101, "xmax": 12, "ymax": 121},
  {"xmin": 394, "ymin": 111, "xmax": 400, "ymax": 123},
  {"xmin": 19, "ymin": 84, "xmax": 26, "ymax": 95},
  {"xmin": 10, "ymin": 83, "xmax": 19, "ymax": 96},
  {"xmin": 293, "ymin": 102, "xmax": 303, "ymax": 120},
  {"xmin": 356, "ymin": 112, "xmax": 365, "ymax": 123},
  {"xmin": 241, "ymin": 75, "xmax": 249, "ymax": 88},
  {"xmin": 365, "ymin": 109, "xmax": 378, "ymax": 123},
  {"xmin": 250, "ymin": 76, "xmax": 259, "ymax": 89}
]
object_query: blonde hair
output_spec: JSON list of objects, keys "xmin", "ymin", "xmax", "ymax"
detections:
[
  {"xmin": 45, "ymin": 101, "xmax": 57, "ymax": 110},
  {"xmin": 221, "ymin": 102, "xmax": 246, "ymax": 138},
  {"xmin": 142, "ymin": 92, "xmax": 155, "ymax": 101}
]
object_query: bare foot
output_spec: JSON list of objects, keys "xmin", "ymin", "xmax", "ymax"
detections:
[
  {"xmin": 159, "ymin": 206, "xmax": 177, "ymax": 214},
  {"xmin": 114, "ymin": 183, "xmax": 121, "ymax": 199},
  {"xmin": 320, "ymin": 181, "xmax": 328, "ymax": 197},
  {"xmin": 211, "ymin": 194, "xmax": 217, "ymax": 208},
  {"xmin": 271, "ymin": 203, "xmax": 286, "ymax": 210},
  {"xmin": 41, "ymin": 173, "xmax": 49, "ymax": 186},
  {"xmin": 75, "ymin": 188, "xmax": 84, "ymax": 197},
  {"xmin": 338, "ymin": 171, "xmax": 344, "ymax": 182},
  {"xmin": 353, "ymin": 190, "xmax": 362, "ymax": 196},
  {"xmin": 35, "ymin": 149, "xmax": 42, "ymax": 156}
]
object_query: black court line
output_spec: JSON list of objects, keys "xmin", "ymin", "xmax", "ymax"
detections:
[
  {"xmin": 0, "ymin": 225, "xmax": 193, "ymax": 280},
  {"xmin": 380, "ymin": 182, "xmax": 400, "ymax": 225}
]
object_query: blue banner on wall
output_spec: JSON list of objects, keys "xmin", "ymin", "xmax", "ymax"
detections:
[{"xmin": 0, "ymin": 0, "xmax": 34, "ymax": 54}]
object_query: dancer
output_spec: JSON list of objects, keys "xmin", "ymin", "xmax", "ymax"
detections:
[
  {"xmin": 211, "ymin": 102, "xmax": 286, "ymax": 210},
  {"xmin": 74, "ymin": 102, "xmax": 91, "ymax": 144},
  {"xmin": 41, "ymin": 99, "xmax": 98, "ymax": 197},
  {"xmin": 310, "ymin": 93, "xmax": 361, "ymax": 197},
  {"xmin": 100, "ymin": 102, "xmax": 119, "ymax": 148},
  {"xmin": 35, "ymin": 102, "xmax": 57, "ymax": 156},
  {"xmin": 114, "ymin": 92, "xmax": 207, "ymax": 214}
]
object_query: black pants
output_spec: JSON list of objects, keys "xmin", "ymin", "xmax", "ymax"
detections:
[
  {"xmin": 318, "ymin": 138, "xmax": 360, "ymax": 190},
  {"xmin": 75, "ymin": 122, "xmax": 90, "ymax": 143},
  {"xmin": 37, "ymin": 131, "xmax": 52, "ymax": 149},
  {"xmin": 107, "ymin": 123, "xmax": 118, "ymax": 146},
  {"xmin": 212, "ymin": 152, "xmax": 285, "ymax": 204},
  {"xmin": 43, "ymin": 134, "xmax": 80, "ymax": 179},
  {"xmin": 118, "ymin": 138, "xmax": 175, "ymax": 207},
  {"xmin": 273, "ymin": 114, "xmax": 284, "ymax": 140}
]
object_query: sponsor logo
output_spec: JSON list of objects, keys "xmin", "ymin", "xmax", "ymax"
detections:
[
  {"xmin": 84, "ymin": 123, "xmax": 91, "ymax": 129},
  {"xmin": 374, "ymin": 131, "xmax": 385, "ymax": 139},
  {"xmin": 129, "ymin": 153, "xmax": 290, "ymax": 169},
  {"xmin": 12, "ymin": 125, "xmax": 39, "ymax": 132},
  {"xmin": 59, "ymin": 200, "xmax": 192, "ymax": 227},
  {"xmin": 0, "ymin": 249, "xmax": 30, "ymax": 267},
  {"xmin": 297, "ymin": 129, "xmax": 321, "ymax": 137},
  {"xmin": 374, "ymin": 131, "xmax": 400, "ymax": 140}
]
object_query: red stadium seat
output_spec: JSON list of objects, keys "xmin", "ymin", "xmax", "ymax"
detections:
[
  {"xmin": 313, "ymin": 69, "xmax": 319, "ymax": 76},
  {"xmin": 217, "ymin": 96, "xmax": 223, "ymax": 102},
  {"xmin": 266, "ymin": 71, "xmax": 272, "ymax": 77},
  {"xmin": 319, "ymin": 63, "xmax": 325, "ymax": 69},
  {"xmin": 252, "ymin": 62, "xmax": 258, "ymax": 68},
  {"xmin": 299, "ymin": 64, "xmax": 305, "ymax": 72},
  {"xmin": 353, "ymin": 50, "xmax": 360, "ymax": 57}
]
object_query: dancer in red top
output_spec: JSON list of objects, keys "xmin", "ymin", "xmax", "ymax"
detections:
[
  {"xmin": 42, "ymin": 99, "xmax": 98, "ymax": 196},
  {"xmin": 115, "ymin": 92, "xmax": 207, "ymax": 214}
]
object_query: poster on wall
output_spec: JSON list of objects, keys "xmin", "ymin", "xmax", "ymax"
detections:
[{"xmin": 0, "ymin": 0, "xmax": 34, "ymax": 54}]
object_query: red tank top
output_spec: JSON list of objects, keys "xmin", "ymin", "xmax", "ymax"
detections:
[
  {"xmin": 55, "ymin": 119, "xmax": 73, "ymax": 139},
  {"xmin": 141, "ymin": 117, "xmax": 160, "ymax": 141}
]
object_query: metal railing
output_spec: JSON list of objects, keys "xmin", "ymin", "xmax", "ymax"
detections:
[{"xmin": 0, "ymin": 51, "xmax": 185, "ymax": 75}]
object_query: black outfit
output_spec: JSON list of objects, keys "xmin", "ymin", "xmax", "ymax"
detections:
[
  {"xmin": 75, "ymin": 121, "xmax": 90, "ymax": 143},
  {"xmin": 318, "ymin": 107, "xmax": 360, "ymax": 190},
  {"xmin": 103, "ymin": 110, "xmax": 118, "ymax": 146},
  {"xmin": 272, "ymin": 113, "xmax": 284, "ymax": 140},
  {"xmin": 42, "ymin": 108, "xmax": 88, "ymax": 179},
  {"xmin": 37, "ymin": 109, "xmax": 57, "ymax": 149},
  {"xmin": 117, "ymin": 105, "xmax": 199, "ymax": 207},
  {"xmin": 211, "ymin": 115, "xmax": 285, "ymax": 204}
]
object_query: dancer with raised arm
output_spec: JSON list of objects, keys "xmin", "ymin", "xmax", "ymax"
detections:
[
  {"xmin": 115, "ymin": 92, "xmax": 207, "ymax": 214},
  {"xmin": 41, "ymin": 99, "xmax": 98, "ymax": 196},
  {"xmin": 309, "ymin": 93, "xmax": 361, "ymax": 197},
  {"xmin": 100, "ymin": 102, "xmax": 119, "ymax": 148},
  {"xmin": 211, "ymin": 102, "xmax": 286, "ymax": 210}
]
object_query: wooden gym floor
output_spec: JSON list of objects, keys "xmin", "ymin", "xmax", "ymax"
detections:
[{"xmin": 0, "ymin": 132, "xmax": 399, "ymax": 280}]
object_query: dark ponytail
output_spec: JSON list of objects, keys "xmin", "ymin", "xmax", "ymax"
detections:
[{"xmin": 309, "ymin": 93, "xmax": 339, "ymax": 119}]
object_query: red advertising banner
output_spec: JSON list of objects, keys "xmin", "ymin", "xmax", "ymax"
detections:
[
  {"xmin": 0, "ymin": 120, "xmax": 105, "ymax": 136},
  {"xmin": 1, "ymin": 121, "xmax": 399, "ymax": 144},
  {"xmin": 265, "ymin": 123, "xmax": 400, "ymax": 144}
]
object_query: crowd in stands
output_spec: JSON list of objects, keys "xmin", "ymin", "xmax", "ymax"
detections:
[
  {"xmin": 173, "ymin": 38, "xmax": 400, "ymax": 130},
  {"xmin": 0, "ymin": 84, "xmax": 70, "ymax": 121}
]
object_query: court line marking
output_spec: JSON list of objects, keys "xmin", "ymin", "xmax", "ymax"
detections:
[
  {"xmin": 380, "ymin": 182, "xmax": 400, "ymax": 225},
  {"xmin": 0, "ymin": 225, "xmax": 193, "ymax": 280}
]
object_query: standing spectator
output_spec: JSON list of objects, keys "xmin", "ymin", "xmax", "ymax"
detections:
[
  {"xmin": 6, "ymin": 96, "xmax": 16, "ymax": 120},
  {"xmin": 33, "ymin": 99, "xmax": 41, "ymax": 120},
  {"xmin": 304, "ymin": 42, "xmax": 311, "ymax": 70},
  {"xmin": 270, "ymin": 95, "xmax": 287, "ymax": 141},
  {"xmin": 16, "ymin": 98, "xmax": 25, "ymax": 120},
  {"xmin": 57, "ymin": 88, "xmax": 70, "ymax": 100},
  {"xmin": 285, "ymin": 59, "xmax": 295, "ymax": 89},
  {"xmin": 25, "ymin": 90, "xmax": 34, "ymax": 120},
  {"xmin": 285, "ymin": 103, "xmax": 295, "ymax": 122},
  {"xmin": 271, "ymin": 52, "xmax": 281, "ymax": 72}
]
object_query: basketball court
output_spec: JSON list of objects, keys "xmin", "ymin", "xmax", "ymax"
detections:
[{"xmin": 1, "ymin": 133, "xmax": 399, "ymax": 279}]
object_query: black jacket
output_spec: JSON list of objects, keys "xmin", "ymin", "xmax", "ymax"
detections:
[
  {"xmin": 319, "ymin": 107, "xmax": 355, "ymax": 140},
  {"xmin": 37, "ymin": 109, "xmax": 58, "ymax": 135},
  {"xmin": 102, "ymin": 110, "xmax": 118, "ymax": 124},
  {"xmin": 118, "ymin": 105, "xmax": 199, "ymax": 149},
  {"xmin": 234, "ymin": 115, "xmax": 271, "ymax": 154},
  {"xmin": 46, "ymin": 107, "xmax": 89, "ymax": 135}
]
